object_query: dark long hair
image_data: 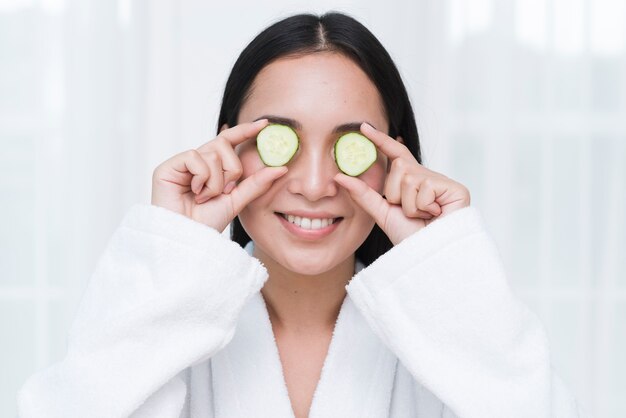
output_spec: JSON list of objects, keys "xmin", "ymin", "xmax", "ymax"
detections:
[{"xmin": 217, "ymin": 12, "xmax": 422, "ymax": 267}]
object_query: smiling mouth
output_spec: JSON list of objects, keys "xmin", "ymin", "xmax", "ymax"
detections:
[{"xmin": 275, "ymin": 212, "xmax": 343, "ymax": 230}]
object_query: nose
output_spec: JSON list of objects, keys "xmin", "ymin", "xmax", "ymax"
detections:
[{"xmin": 285, "ymin": 142, "xmax": 339, "ymax": 202}]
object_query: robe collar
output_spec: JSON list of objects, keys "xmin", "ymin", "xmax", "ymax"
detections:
[{"xmin": 209, "ymin": 241, "xmax": 398, "ymax": 417}]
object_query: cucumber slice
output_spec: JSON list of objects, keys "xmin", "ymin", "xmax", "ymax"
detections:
[
  {"xmin": 333, "ymin": 132, "xmax": 377, "ymax": 176},
  {"xmin": 256, "ymin": 124, "xmax": 299, "ymax": 166}
]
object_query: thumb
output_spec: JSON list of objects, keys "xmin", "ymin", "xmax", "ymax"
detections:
[
  {"xmin": 334, "ymin": 173, "xmax": 390, "ymax": 228},
  {"xmin": 230, "ymin": 166, "xmax": 288, "ymax": 214}
]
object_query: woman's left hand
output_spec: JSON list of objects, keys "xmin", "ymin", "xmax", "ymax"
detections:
[{"xmin": 334, "ymin": 122, "xmax": 471, "ymax": 245}]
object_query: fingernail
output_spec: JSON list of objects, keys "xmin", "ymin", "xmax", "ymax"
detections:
[
  {"xmin": 333, "ymin": 173, "xmax": 346, "ymax": 184},
  {"xmin": 362, "ymin": 122, "xmax": 374, "ymax": 131},
  {"xmin": 254, "ymin": 119, "xmax": 268, "ymax": 125}
]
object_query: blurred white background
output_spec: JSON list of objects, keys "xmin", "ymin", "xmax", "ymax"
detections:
[{"xmin": 1, "ymin": 0, "xmax": 625, "ymax": 416}]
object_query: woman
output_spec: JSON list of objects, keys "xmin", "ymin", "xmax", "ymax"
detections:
[{"xmin": 18, "ymin": 12, "xmax": 587, "ymax": 418}]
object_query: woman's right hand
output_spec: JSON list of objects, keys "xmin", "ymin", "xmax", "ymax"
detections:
[{"xmin": 151, "ymin": 119, "xmax": 287, "ymax": 232}]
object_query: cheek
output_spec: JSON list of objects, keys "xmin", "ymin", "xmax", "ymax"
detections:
[
  {"xmin": 359, "ymin": 159, "xmax": 387, "ymax": 194},
  {"xmin": 348, "ymin": 160, "xmax": 385, "ymax": 232},
  {"xmin": 236, "ymin": 143, "xmax": 265, "ymax": 178}
]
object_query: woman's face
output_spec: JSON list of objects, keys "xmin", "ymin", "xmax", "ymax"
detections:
[{"xmin": 234, "ymin": 52, "xmax": 390, "ymax": 276}]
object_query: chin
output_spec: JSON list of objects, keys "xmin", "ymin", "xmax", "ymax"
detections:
[
  {"xmin": 267, "ymin": 243, "xmax": 344, "ymax": 276},
  {"xmin": 279, "ymin": 255, "xmax": 339, "ymax": 276}
]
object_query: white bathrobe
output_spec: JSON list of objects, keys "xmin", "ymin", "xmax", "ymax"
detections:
[{"xmin": 17, "ymin": 204, "xmax": 588, "ymax": 418}]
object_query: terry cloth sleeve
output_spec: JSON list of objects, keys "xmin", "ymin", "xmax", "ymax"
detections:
[
  {"xmin": 346, "ymin": 206, "xmax": 590, "ymax": 418},
  {"xmin": 17, "ymin": 204, "xmax": 268, "ymax": 418}
]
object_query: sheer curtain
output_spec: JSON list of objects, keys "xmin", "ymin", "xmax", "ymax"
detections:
[{"xmin": 1, "ymin": 0, "xmax": 624, "ymax": 416}]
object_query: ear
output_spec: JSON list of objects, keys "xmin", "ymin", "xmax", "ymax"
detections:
[{"xmin": 220, "ymin": 123, "xmax": 229, "ymax": 133}]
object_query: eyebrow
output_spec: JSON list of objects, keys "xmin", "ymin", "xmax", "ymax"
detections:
[{"xmin": 253, "ymin": 115, "xmax": 377, "ymax": 134}]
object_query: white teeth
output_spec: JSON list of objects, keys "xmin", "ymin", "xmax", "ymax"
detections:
[{"xmin": 282, "ymin": 213, "xmax": 337, "ymax": 230}]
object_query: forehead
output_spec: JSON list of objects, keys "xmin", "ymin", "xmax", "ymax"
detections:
[{"xmin": 239, "ymin": 52, "xmax": 388, "ymax": 133}]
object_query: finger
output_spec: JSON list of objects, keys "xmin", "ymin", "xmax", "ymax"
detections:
[
  {"xmin": 400, "ymin": 175, "xmax": 437, "ymax": 219},
  {"xmin": 400, "ymin": 174, "xmax": 419, "ymax": 217},
  {"xmin": 230, "ymin": 166, "xmax": 288, "ymax": 214},
  {"xmin": 415, "ymin": 179, "xmax": 442, "ymax": 216},
  {"xmin": 212, "ymin": 139, "xmax": 243, "ymax": 190},
  {"xmin": 195, "ymin": 152, "xmax": 224, "ymax": 201},
  {"xmin": 169, "ymin": 150, "xmax": 210, "ymax": 194},
  {"xmin": 360, "ymin": 122, "xmax": 414, "ymax": 162},
  {"xmin": 210, "ymin": 119, "xmax": 270, "ymax": 150},
  {"xmin": 383, "ymin": 158, "xmax": 408, "ymax": 204},
  {"xmin": 334, "ymin": 172, "xmax": 390, "ymax": 227}
]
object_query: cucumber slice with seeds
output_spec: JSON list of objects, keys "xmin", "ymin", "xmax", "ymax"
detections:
[
  {"xmin": 257, "ymin": 124, "xmax": 299, "ymax": 166},
  {"xmin": 333, "ymin": 132, "xmax": 377, "ymax": 176}
]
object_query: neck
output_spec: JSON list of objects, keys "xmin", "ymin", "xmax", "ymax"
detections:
[{"xmin": 253, "ymin": 245, "xmax": 355, "ymax": 334}]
